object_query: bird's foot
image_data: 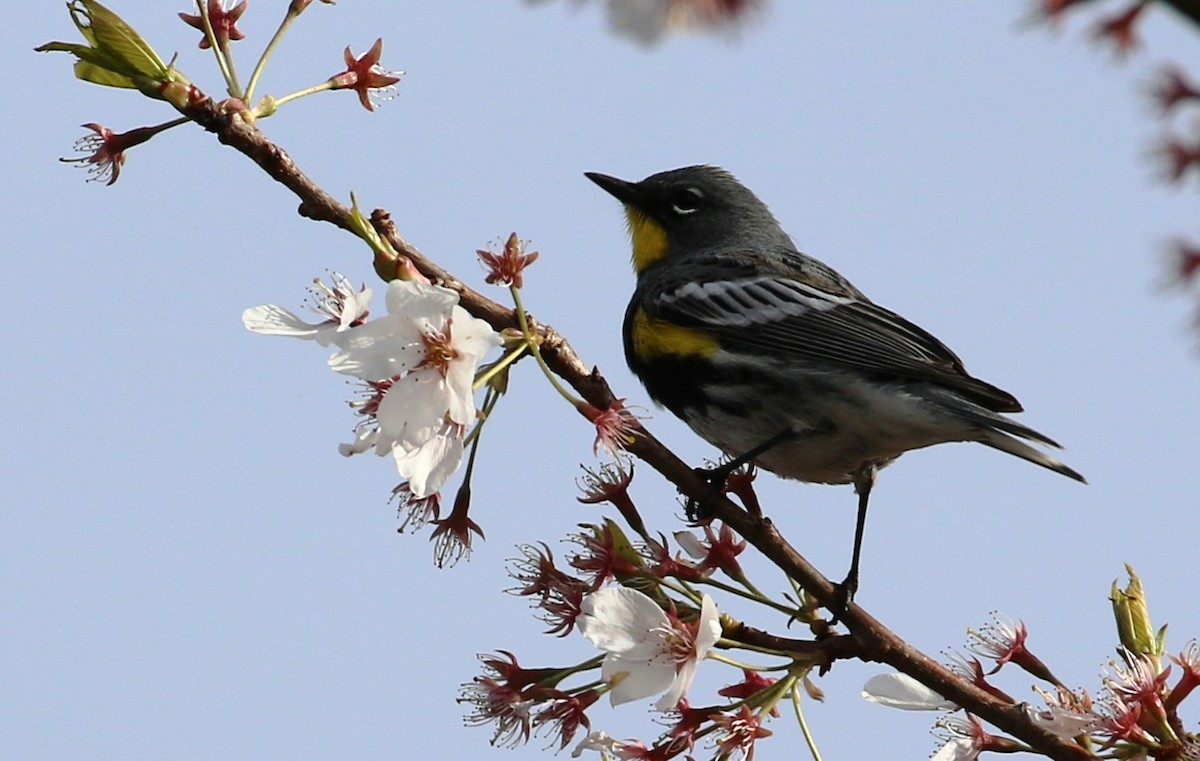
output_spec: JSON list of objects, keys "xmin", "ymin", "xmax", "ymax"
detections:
[
  {"xmin": 829, "ymin": 571, "xmax": 859, "ymax": 624},
  {"xmin": 685, "ymin": 463, "xmax": 733, "ymax": 522}
]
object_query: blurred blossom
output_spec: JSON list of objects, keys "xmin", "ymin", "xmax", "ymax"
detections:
[
  {"xmin": 1089, "ymin": 1, "xmax": 1147, "ymax": 58},
  {"xmin": 1149, "ymin": 66, "xmax": 1200, "ymax": 115},
  {"xmin": 527, "ymin": 0, "xmax": 764, "ymax": 46},
  {"xmin": 942, "ymin": 649, "xmax": 1014, "ymax": 703},
  {"xmin": 718, "ymin": 670, "xmax": 781, "ymax": 717},
  {"xmin": 1151, "ymin": 132, "xmax": 1200, "ymax": 184},
  {"xmin": 1160, "ymin": 237, "xmax": 1200, "ymax": 290}
]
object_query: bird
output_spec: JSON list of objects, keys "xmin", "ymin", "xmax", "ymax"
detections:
[{"xmin": 585, "ymin": 164, "xmax": 1084, "ymax": 608}]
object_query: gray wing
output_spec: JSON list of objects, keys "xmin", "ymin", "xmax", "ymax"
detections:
[{"xmin": 655, "ymin": 276, "xmax": 1022, "ymax": 412}]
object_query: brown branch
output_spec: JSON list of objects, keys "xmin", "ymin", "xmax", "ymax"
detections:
[
  {"xmin": 182, "ymin": 91, "xmax": 1096, "ymax": 761},
  {"xmin": 721, "ymin": 625, "xmax": 861, "ymax": 666}
]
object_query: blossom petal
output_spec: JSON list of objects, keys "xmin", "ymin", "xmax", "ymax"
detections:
[
  {"xmin": 571, "ymin": 731, "xmax": 618, "ymax": 758},
  {"xmin": 338, "ymin": 426, "xmax": 381, "ymax": 457},
  {"xmin": 376, "ymin": 374, "xmax": 448, "ymax": 448},
  {"xmin": 385, "ymin": 279, "xmax": 459, "ymax": 318},
  {"xmin": 655, "ymin": 594, "xmax": 720, "ymax": 711},
  {"xmin": 931, "ymin": 737, "xmax": 977, "ymax": 761},
  {"xmin": 242, "ymin": 304, "xmax": 323, "ymax": 339},
  {"xmin": 443, "ymin": 357, "xmax": 479, "ymax": 426},
  {"xmin": 338, "ymin": 285, "xmax": 372, "ymax": 331},
  {"xmin": 450, "ymin": 304, "xmax": 504, "ymax": 356},
  {"xmin": 1023, "ymin": 704, "xmax": 1097, "ymax": 738},
  {"xmin": 327, "ymin": 315, "xmax": 425, "ymax": 379},
  {"xmin": 579, "ymin": 587, "xmax": 672, "ymax": 656},
  {"xmin": 605, "ymin": 650, "xmax": 675, "ymax": 707},
  {"xmin": 393, "ymin": 425, "xmax": 463, "ymax": 498},
  {"xmin": 695, "ymin": 593, "xmax": 721, "ymax": 655},
  {"xmin": 655, "ymin": 656, "xmax": 698, "ymax": 712},
  {"xmin": 673, "ymin": 530, "xmax": 706, "ymax": 560},
  {"xmin": 862, "ymin": 673, "xmax": 955, "ymax": 711}
]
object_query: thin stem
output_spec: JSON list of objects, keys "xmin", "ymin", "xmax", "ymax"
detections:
[
  {"xmin": 260, "ymin": 81, "xmax": 337, "ymax": 113},
  {"xmin": 510, "ymin": 286, "xmax": 582, "ymax": 406},
  {"xmin": 716, "ymin": 636, "xmax": 802, "ymax": 659},
  {"xmin": 542, "ymin": 654, "xmax": 606, "ymax": 689},
  {"xmin": 656, "ymin": 577, "xmax": 704, "ymax": 606},
  {"xmin": 694, "ymin": 576, "xmax": 801, "ymax": 618},
  {"xmin": 473, "ymin": 342, "xmax": 528, "ymax": 392},
  {"xmin": 195, "ymin": 0, "xmax": 241, "ymax": 98},
  {"xmin": 458, "ymin": 392, "xmax": 491, "ymax": 481},
  {"xmin": 790, "ymin": 680, "xmax": 824, "ymax": 761},
  {"xmin": 147, "ymin": 116, "xmax": 194, "ymax": 135},
  {"xmin": 244, "ymin": 7, "xmax": 302, "ymax": 104},
  {"xmin": 222, "ymin": 47, "xmax": 243, "ymax": 98},
  {"xmin": 707, "ymin": 650, "xmax": 775, "ymax": 672},
  {"xmin": 462, "ymin": 385, "xmax": 501, "ymax": 449},
  {"xmin": 735, "ymin": 575, "xmax": 770, "ymax": 602}
]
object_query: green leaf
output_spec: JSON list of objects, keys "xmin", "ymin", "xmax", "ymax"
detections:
[
  {"xmin": 38, "ymin": 0, "xmax": 188, "ymax": 94},
  {"xmin": 76, "ymin": 0, "xmax": 167, "ymax": 77},
  {"xmin": 73, "ymin": 60, "xmax": 136, "ymax": 89}
]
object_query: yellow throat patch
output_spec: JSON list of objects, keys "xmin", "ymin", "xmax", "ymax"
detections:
[{"xmin": 624, "ymin": 206, "xmax": 669, "ymax": 274}]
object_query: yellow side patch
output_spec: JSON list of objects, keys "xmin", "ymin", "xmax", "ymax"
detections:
[
  {"xmin": 629, "ymin": 308, "xmax": 719, "ymax": 360},
  {"xmin": 624, "ymin": 207, "xmax": 669, "ymax": 274}
]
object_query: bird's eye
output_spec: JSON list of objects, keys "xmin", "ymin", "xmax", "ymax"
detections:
[{"xmin": 671, "ymin": 187, "xmax": 704, "ymax": 215}]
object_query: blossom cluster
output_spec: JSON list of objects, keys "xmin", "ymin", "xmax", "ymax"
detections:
[
  {"xmin": 243, "ymin": 275, "xmax": 501, "ymax": 559},
  {"xmin": 460, "ymin": 516, "xmax": 827, "ymax": 760},
  {"xmin": 864, "ymin": 570, "xmax": 1200, "ymax": 760},
  {"xmin": 1144, "ymin": 65, "xmax": 1200, "ymax": 337},
  {"xmin": 1031, "ymin": 0, "xmax": 1200, "ymax": 342}
]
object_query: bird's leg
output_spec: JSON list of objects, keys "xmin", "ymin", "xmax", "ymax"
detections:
[
  {"xmin": 688, "ymin": 428, "xmax": 795, "ymax": 521},
  {"xmin": 833, "ymin": 463, "xmax": 878, "ymax": 619}
]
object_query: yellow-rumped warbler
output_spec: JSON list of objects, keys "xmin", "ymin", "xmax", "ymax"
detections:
[{"xmin": 586, "ymin": 165, "xmax": 1084, "ymax": 604}]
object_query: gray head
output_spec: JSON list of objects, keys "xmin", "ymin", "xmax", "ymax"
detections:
[{"xmin": 586, "ymin": 165, "xmax": 791, "ymax": 274}]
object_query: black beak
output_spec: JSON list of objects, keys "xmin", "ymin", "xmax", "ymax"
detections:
[{"xmin": 585, "ymin": 172, "xmax": 640, "ymax": 205}]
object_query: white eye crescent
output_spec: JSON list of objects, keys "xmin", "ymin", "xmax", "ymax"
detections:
[{"xmin": 671, "ymin": 187, "xmax": 704, "ymax": 215}]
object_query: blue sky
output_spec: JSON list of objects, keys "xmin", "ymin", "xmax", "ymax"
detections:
[{"xmin": 6, "ymin": 2, "xmax": 1200, "ymax": 759}]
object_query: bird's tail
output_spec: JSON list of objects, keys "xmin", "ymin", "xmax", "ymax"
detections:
[
  {"xmin": 977, "ymin": 429, "xmax": 1086, "ymax": 483},
  {"xmin": 914, "ymin": 386, "xmax": 1086, "ymax": 483}
]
